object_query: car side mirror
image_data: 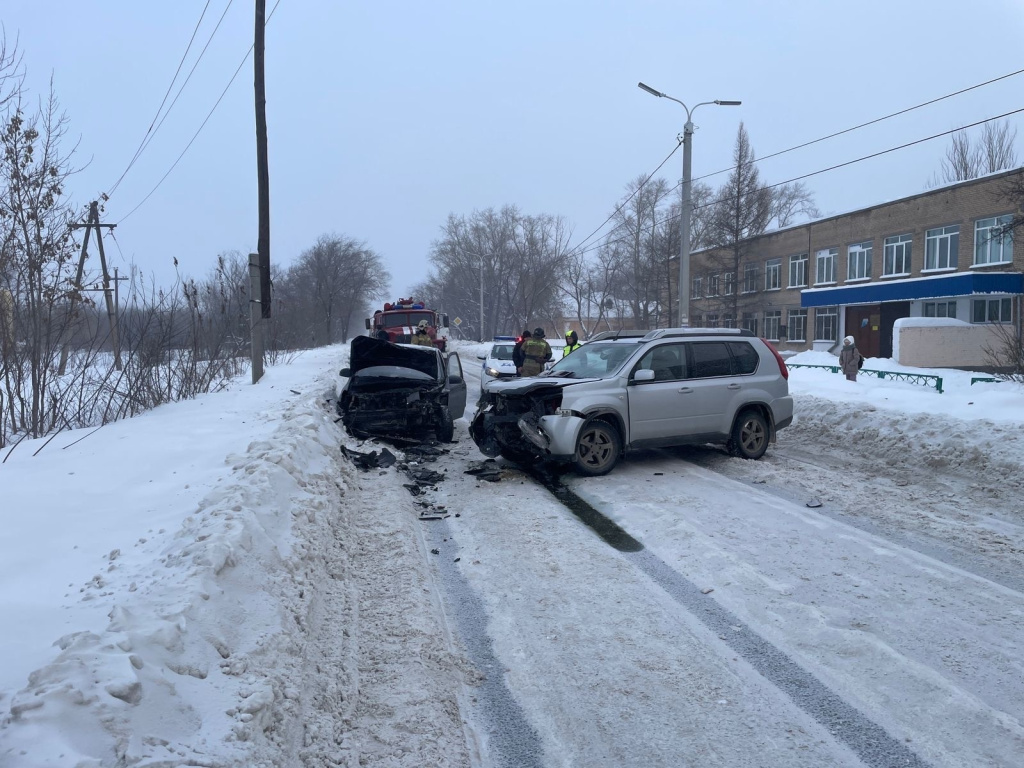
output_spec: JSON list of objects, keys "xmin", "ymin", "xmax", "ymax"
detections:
[
  {"xmin": 339, "ymin": 368, "xmax": 352, "ymax": 378},
  {"xmin": 448, "ymin": 374, "xmax": 463, "ymax": 385},
  {"xmin": 476, "ymin": 354, "xmax": 486, "ymax": 360},
  {"xmin": 632, "ymin": 369, "xmax": 655, "ymax": 383}
]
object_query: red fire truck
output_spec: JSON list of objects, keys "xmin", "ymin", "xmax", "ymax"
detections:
[{"xmin": 365, "ymin": 298, "xmax": 450, "ymax": 351}]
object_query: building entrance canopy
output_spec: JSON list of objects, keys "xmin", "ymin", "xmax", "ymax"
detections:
[{"xmin": 801, "ymin": 271, "xmax": 1023, "ymax": 308}]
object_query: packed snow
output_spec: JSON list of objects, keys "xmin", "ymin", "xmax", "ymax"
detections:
[{"xmin": 1, "ymin": 341, "xmax": 1023, "ymax": 767}]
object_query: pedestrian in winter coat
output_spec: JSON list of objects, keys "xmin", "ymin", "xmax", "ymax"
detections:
[
  {"xmin": 513, "ymin": 329, "xmax": 531, "ymax": 374},
  {"xmin": 520, "ymin": 327, "xmax": 552, "ymax": 377},
  {"xmin": 410, "ymin": 319, "xmax": 433, "ymax": 346},
  {"xmin": 838, "ymin": 335, "xmax": 863, "ymax": 381},
  {"xmin": 563, "ymin": 330, "xmax": 582, "ymax": 357}
]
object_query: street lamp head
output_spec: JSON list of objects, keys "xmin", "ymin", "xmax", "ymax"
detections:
[
  {"xmin": 715, "ymin": 100, "xmax": 742, "ymax": 106},
  {"xmin": 637, "ymin": 82, "xmax": 664, "ymax": 98}
]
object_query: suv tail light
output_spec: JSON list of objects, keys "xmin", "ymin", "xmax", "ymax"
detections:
[{"xmin": 760, "ymin": 338, "xmax": 789, "ymax": 380}]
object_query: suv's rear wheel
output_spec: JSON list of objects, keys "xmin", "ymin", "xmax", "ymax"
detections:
[
  {"xmin": 574, "ymin": 419, "xmax": 621, "ymax": 476},
  {"xmin": 729, "ymin": 409, "xmax": 769, "ymax": 459}
]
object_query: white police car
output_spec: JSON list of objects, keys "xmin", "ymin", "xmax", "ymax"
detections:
[{"xmin": 476, "ymin": 336, "xmax": 519, "ymax": 392}]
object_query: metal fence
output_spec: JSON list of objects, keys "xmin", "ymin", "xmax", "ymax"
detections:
[{"xmin": 787, "ymin": 363, "xmax": 944, "ymax": 394}]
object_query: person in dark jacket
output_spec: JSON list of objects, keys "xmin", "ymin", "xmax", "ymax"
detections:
[
  {"xmin": 838, "ymin": 335, "xmax": 864, "ymax": 381},
  {"xmin": 520, "ymin": 327, "xmax": 552, "ymax": 376},
  {"xmin": 512, "ymin": 329, "xmax": 531, "ymax": 374}
]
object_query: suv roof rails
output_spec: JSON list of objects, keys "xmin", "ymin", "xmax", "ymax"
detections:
[
  {"xmin": 642, "ymin": 327, "xmax": 754, "ymax": 340},
  {"xmin": 587, "ymin": 329, "xmax": 649, "ymax": 341}
]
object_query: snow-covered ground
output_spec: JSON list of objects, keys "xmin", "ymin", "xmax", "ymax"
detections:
[{"xmin": 1, "ymin": 341, "xmax": 1023, "ymax": 767}]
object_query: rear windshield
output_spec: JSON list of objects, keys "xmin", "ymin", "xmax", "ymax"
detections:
[{"xmin": 490, "ymin": 344, "xmax": 515, "ymax": 360}]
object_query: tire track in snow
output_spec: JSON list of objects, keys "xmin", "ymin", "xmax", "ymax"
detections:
[{"xmin": 540, "ymin": 474, "xmax": 932, "ymax": 768}]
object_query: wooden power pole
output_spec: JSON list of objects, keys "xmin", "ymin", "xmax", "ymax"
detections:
[
  {"xmin": 61, "ymin": 202, "xmax": 122, "ymax": 374},
  {"xmin": 252, "ymin": 0, "xmax": 271, "ymax": 384}
]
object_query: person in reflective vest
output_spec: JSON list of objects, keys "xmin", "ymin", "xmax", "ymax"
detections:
[
  {"xmin": 410, "ymin": 319, "xmax": 433, "ymax": 346},
  {"xmin": 520, "ymin": 327, "xmax": 552, "ymax": 376},
  {"xmin": 563, "ymin": 329, "xmax": 582, "ymax": 357}
]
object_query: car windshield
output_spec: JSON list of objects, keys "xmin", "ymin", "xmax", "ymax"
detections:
[
  {"xmin": 382, "ymin": 312, "xmax": 433, "ymax": 328},
  {"xmin": 547, "ymin": 342, "xmax": 637, "ymax": 378},
  {"xmin": 490, "ymin": 344, "xmax": 515, "ymax": 360}
]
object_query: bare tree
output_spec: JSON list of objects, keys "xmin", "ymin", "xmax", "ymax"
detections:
[
  {"xmin": 771, "ymin": 181, "xmax": 820, "ymax": 228},
  {"xmin": 701, "ymin": 123, "xmax": 774, "ymax": 324},
  {"xmin": 283, "ymin": 234, "xmax": 389, "ymax": 345},
  {"xmin": 936, "ymin": 119, "xmax": 1019, "ymax": 184}
]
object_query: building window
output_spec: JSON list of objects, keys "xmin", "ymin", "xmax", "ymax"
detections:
[
  {"xmin": 974, "ymin": 216, "xmax": 1013, "ymax": 265},
  {"xmin": 814, "ymin": 306, "xmax": 838, "ymax": 341},
  {"xmin": 765, "ymin": 258, "xmax": 782, "ymax": 290},
  {"xmin": 722, "ymin": 313, "xmax": 735, "ymax": 329},
  {"xmin": 764, "ymin": 310, "xmax": 782, "ymax": 341},
  {"xmin": 743, "ymin": 263, "xmax": 759, "ymax": 293},
  {"xmin": 723, "ymin": 272, "xmax": 735, "ymax": 295},
  {"xmin": 925, "ymin": 225, "xmax": 958, "ymax": 270},
  {"xmin": 706, "ymin": 313, "xmax": 719, "ymax": 328},
  {"xmin": 692, "ymin": 276, "xmax": 703, "ymax": 299},
  {"xmin": 815, "ymin": 248, "xmax": 836, "ymax": 284},
  {"xmin": 741, "ymin": 312, "xmax": 758, "ymax": 336},
  {"xmin": 847, "ymin": 241, "xmax": 872, "ymax": 280},
  {"xmin": 788, "ymin": 253, "xmax": 808, "ymax": 288},
  {"xmin": 883, "ymin": 234, "xmax": 912, "ymax": 276},
  {"xmin": 692, "ymin": 313, "xmax": 704, "ymax": 327},
  {"xmin": 707, "ymin": 274, "xmax": 720, "ymax": 296},
  {"xmin": 923, "ymin": 301, "xmax": 957, "ymax": 318},
  {"xmin": 972, "ymin": 297, "xmax": 1012, "ymax": 323},
  {"xmin": 788, "ymin": 309, "xmax": 807, "ymax": 342}
]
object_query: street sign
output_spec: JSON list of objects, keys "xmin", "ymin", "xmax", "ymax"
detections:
[{"xmin": 453, "ymin": 317, "xmax": 462, "ymax": 326}]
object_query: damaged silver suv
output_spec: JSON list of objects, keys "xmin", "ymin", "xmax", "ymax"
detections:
[{"xmin": 470, "ymin": 328, "xmax": 793, "ymax": 476}]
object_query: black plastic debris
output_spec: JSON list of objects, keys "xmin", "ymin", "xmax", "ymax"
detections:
[
  {"xmin": 408, "ymin": 467, "xmax": 445, "ymax": 485},
  {"xmin": 464, "ymin": 459, "xmax": 502, "ymax": 483},
  {"xmin": 340, "ymin": 445, "xmax": 397, "ymax": 471},
  {"xmin": 806, "ymin": 498, "xmax": 823, "ymax": 508},
  {"xmin": 403, "ymin": 483, "xmax": 425, "ymax": 496},
  {"xmin": 404, "ymin": 444, "xmax": 449, "ymax": 462}
]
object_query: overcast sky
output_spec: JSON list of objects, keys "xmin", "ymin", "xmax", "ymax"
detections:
[{"xmin": 5, "ymin": 0, "xmax": 1024, "ymax": 297}]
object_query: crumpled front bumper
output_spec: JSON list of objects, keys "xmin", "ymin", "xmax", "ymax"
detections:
[{"xmin": 470, "ymin": 405, "xmax": 583, "ymax": 461}]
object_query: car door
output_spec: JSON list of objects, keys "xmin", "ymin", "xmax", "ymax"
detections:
[
  {"xmin": 446, "ymin": 353, "xmax": 468, "ymax": 419},
  {"xmin": 625, "ymin": 343, "xmax": 690, "ymax": 443},
  {"xmin": 681, "ymin": 341, "xmax": 739, "ymax": 436}
]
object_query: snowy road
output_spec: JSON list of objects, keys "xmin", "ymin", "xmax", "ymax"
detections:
[
  {"xmin": 406, "ymin": 360, "xmax": 1024, "ymax": 767},
  {"xmin": 3, "ymin": 346, "xmax": 1023, "ymax": 767}
]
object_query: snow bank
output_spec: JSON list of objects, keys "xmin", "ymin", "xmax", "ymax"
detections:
[{"xmin": 0, "ymin": 348, "xmax": 356, "ymax": 767}]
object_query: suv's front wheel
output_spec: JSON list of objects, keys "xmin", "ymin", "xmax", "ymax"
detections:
[
  {"xmin": 729, "ymin": 409, "xmax": 769, "ymax": 459},
  {"xmin": 574, "ymin": 419, "xmax": 621, "ymax": 476}
]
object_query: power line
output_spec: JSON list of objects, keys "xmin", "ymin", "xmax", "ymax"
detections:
[
  {"xmin": 691, "ymin": 66, "xmax": 1024, "ymax": 186},
  {"xmin": 134, "ymin": 0, "xmax": 236, "ymax": 167},
  {"xmin": 582, "ymin": 66, "xmax": 1024, "ymax": 251},
  {"xmin": 116, "ymin": 0, "xmax": 283, "ymax": 225},
  {"xmin": 565, "ymin": 140, "xmax": 681, "ymax": 258},
  {"xmin": 577, "ymin": 107, "xmax": 1024, "ymax": 257},
  {"xmin": 106, "ymin": 1, "xmax": 212, "ymax": 198}
]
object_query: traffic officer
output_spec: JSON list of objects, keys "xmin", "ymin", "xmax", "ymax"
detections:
[
  {"xmin": 512, "ymin": 329, "xmax": 531, "ymax": 374},
  {"xmin": 563, "ymin": 329, "xmax": 582, "ymax": 357},
  {"xmin": 520, "ymin": 327, "xmax": 552, "ymax": 376}
]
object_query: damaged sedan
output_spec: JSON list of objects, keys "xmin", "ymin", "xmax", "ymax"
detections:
[
  {"xmin": 471, "ymin": 328, "xmax": 794, "ymax": 476},
  {"xmin": 338, "ymin": 335, "xmax": 467, "ymax": 442}
]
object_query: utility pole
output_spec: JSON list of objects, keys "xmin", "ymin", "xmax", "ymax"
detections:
[
  {"xmin": 62, "ymin": 202, "xmax": 121, "ymax": 373},
  {"xmin": 252, "ymin": 0, "xmax": 271, "ymax": 383}
]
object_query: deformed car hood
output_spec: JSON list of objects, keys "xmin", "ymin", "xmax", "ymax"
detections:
[
  {"xmin": 485, "ymin": 375, "xmax": 599, "ymax": 395},
  {"xmin": 349, "ymin": 335, "xmax": 438, "ymax": 378}
]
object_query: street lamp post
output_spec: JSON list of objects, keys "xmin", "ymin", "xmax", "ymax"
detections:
[{"xmin": 638, "ymin": 82, "xmax": 740, "ymax": 327}]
